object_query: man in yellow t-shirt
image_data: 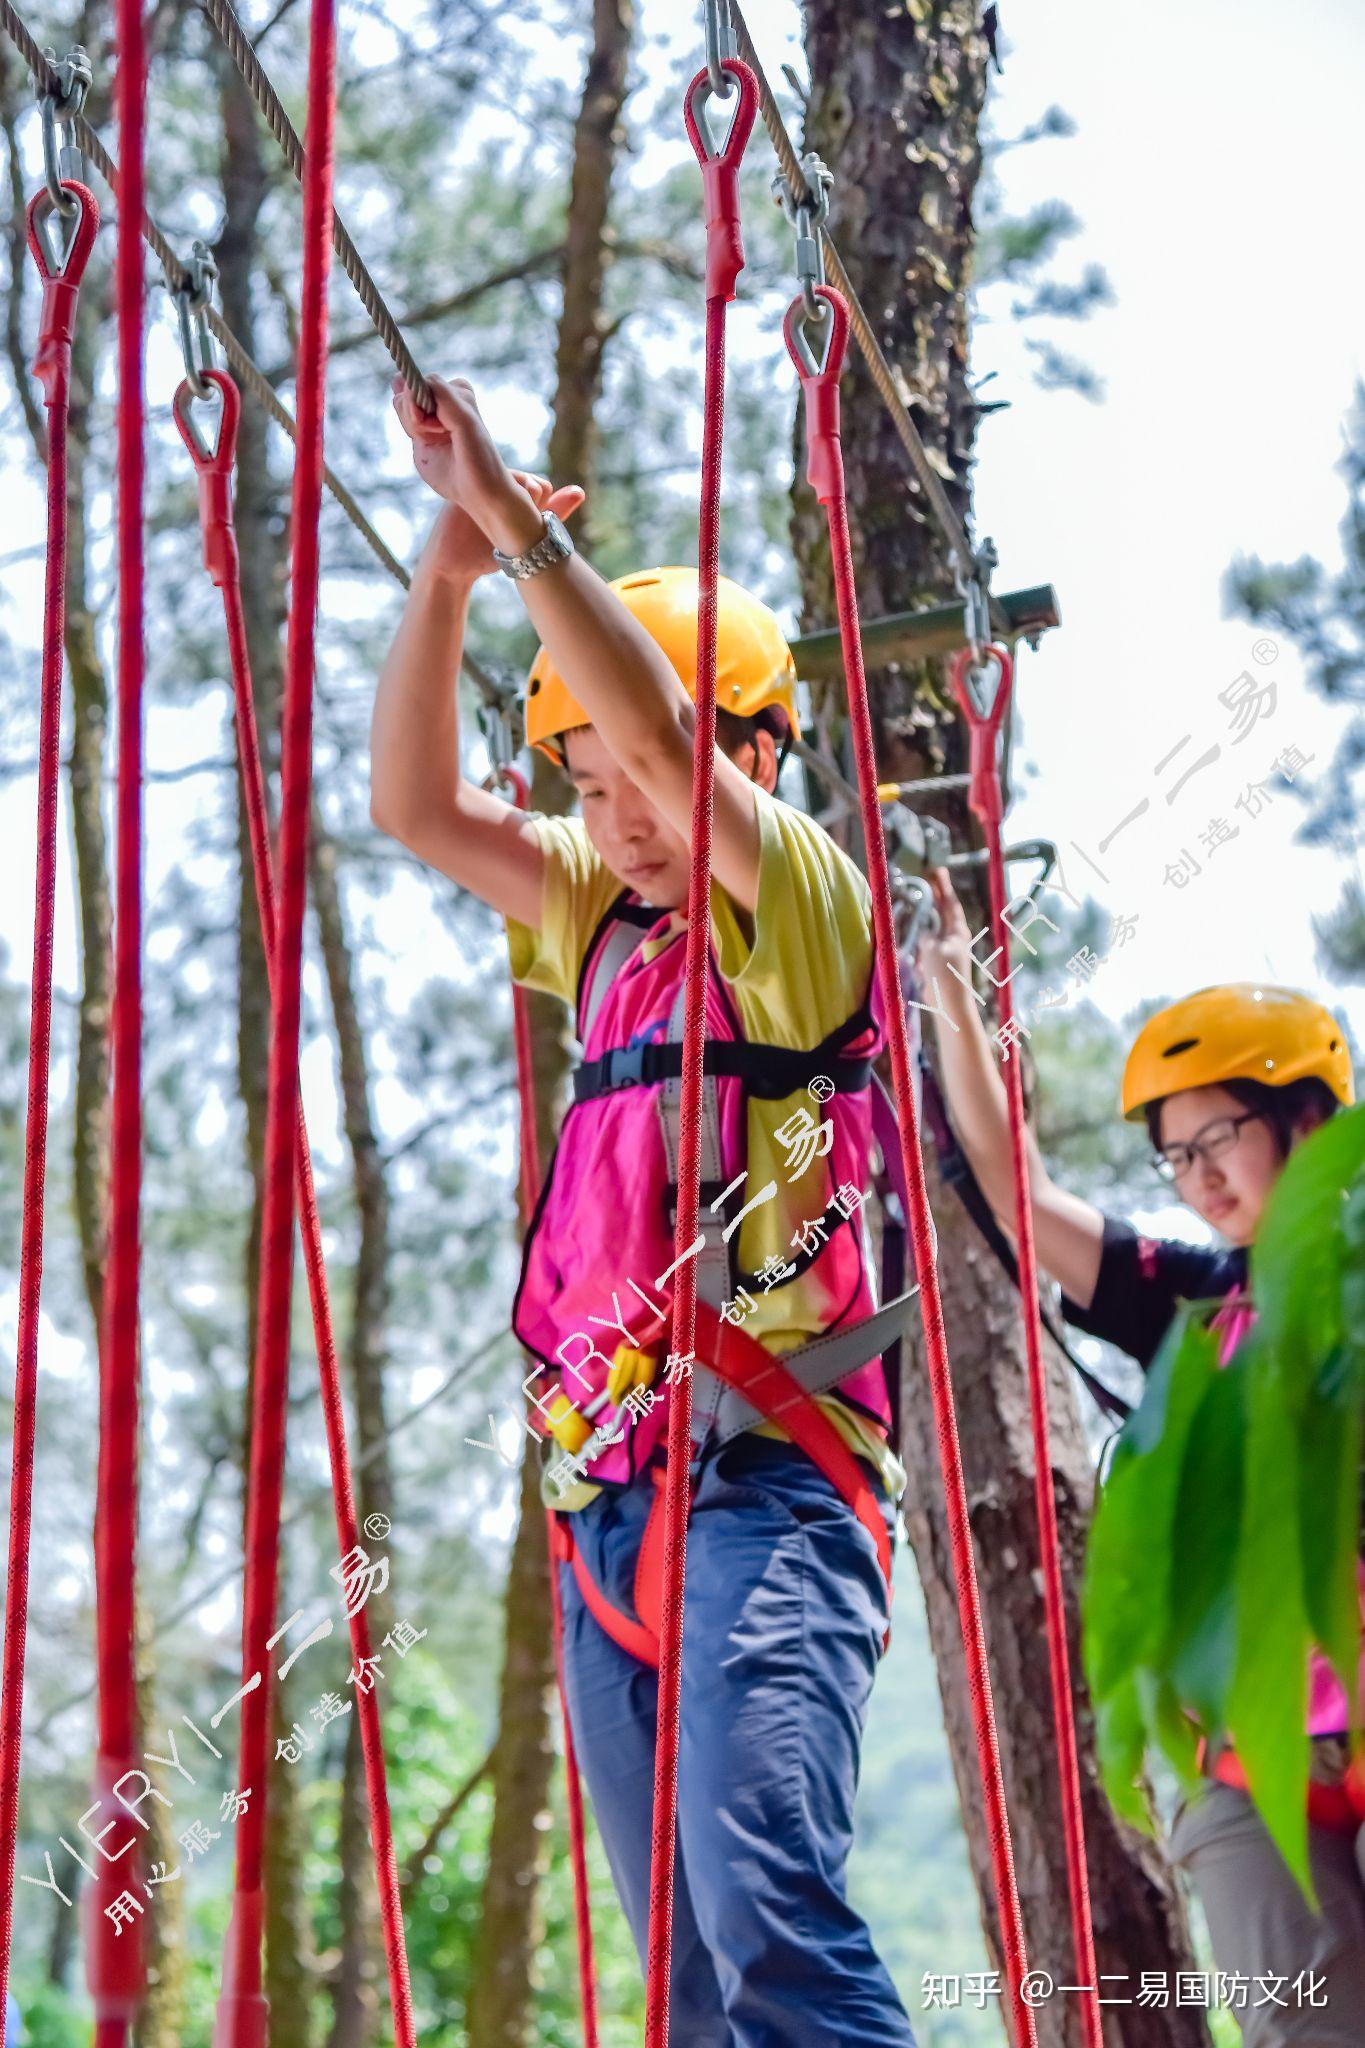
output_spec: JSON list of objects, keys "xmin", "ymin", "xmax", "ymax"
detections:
[
  {"xmin": 505, "ymin": 784, "xmax": 906, "ymax": 1511},
  {"xmin": 373, "ymin": 373, "xmax": 916, "ymax": 2047}
]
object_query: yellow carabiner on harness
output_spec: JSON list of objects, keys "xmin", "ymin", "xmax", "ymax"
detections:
[
  {"xmin": 545, "ymin": 1392, "xmax": 593, "ymax": 1455},
  {"xmin": 608, "ymin": 1344, "xmax": 658, "ymax": 1406}
]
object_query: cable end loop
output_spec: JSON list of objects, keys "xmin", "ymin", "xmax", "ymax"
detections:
[
  {"xmin": 685, "ymin": 60, "xmax": 758, "ymax": 301},
  {"xmin": 784, "ymin": 284, "xmax": 849, "ymax": 503},
  {"xmin": 173, "ymin": 369, "xmax": 241, "ymax": 587},
  {"xmin": 26, "ymin": 180, "xmax": 99, "ymax": 404},
  {"xmin": 949, "ymin": 641, "xmax": 1013, "ymax": 826}
]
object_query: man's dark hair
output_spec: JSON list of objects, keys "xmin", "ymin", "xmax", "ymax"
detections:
[
  {"xmin": 715, "ymin": 706, "xmax": 790, "ymax": 769},
  {"xmin": 1145, "ymin": 1075, "xmax": 1339, "ymax": 1159},
  {"xmin": 559, "ymin": 707, "xmax": 790, "ymax": 774}
]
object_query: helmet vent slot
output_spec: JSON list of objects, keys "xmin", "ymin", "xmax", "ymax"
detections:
[{"xmin": 1162, "ymin": 1037, "xmax": 1199, "ymax": 1058}]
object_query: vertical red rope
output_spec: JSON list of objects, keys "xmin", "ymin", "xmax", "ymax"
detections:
[
  {"xmin": 0, "ymin": 178, "xmax": 100, "ymax": 2033},
  {"xmin": 496, "ymin": 762, "xmax": 600, "ymax": 2047},
  {"xmin": 957, "ymin": 642, "xmax": 1104, "ymax": 2048},
  {"xmin": 175, "ymin": 372, "xmax": 418, "ymax": 2048},
  {"xmin": 643, "ymin": 60, "xmax": 757, "ymax": 2047},
  {"xmin": 87, "ymin": 0, "xmax": 152, "ymax": 2032},
  {"xmin": 214, "ymin": 0, "xmax": 335, "ymax": 2034},
  {"xmin": 785, "ymin": 286, "xmax": 1038, "ymax": 2047}
]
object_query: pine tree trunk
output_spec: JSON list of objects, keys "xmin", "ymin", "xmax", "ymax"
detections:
[
  {"xmin": 218, "ymin": 52, "xmax": 319, "ymax": 2047},
  {"xmin": 793, "ymin": 6, "xmax": 1206, "ymax": 2042},
  {"xmin": 466, "ymin": 8, "xmax": 634, "ymax": 2042}
]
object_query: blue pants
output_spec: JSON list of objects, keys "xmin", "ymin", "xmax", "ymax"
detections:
[{"xmin": 558, "ymin": 1434, "xmax": 917, "ymax": 2048}]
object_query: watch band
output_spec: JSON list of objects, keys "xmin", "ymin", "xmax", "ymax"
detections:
[{"xmin": 492, "ymin": 508, "xmax": 575, "ymax": 581}]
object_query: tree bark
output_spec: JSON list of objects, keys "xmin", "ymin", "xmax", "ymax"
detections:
[
  {"xmin": 217, "ymin": 50, "xmax": 319, "ymax": 2048},
  {"xmin": 794, "ymin": 6, "xmax": 1205, "ymax": 2043},
  {"xmin": 546, "ymin": 0, "xmax": 634, "ymax": 556},
  {"xmin": 466, "ymin": 8, "xmax": 634, "ymax": 2042}
]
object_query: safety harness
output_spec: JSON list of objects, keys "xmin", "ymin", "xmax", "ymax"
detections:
[{"xmin": 546, "ymin": 888, "xmax": 921, "ymax": 1666}]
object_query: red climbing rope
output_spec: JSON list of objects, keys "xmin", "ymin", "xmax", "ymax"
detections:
[
  {"xmin": 0, "ymin": 173, "xmax": 99, "ymax": 2036},
  {"xmin": 951, "ymin": 639, "xmax": 1103, "ymax": 2047},
  {"xmin": 174, "ymin": 366, "xmax": 418, "ymax": 2048},
  {"xmin": 642, "ymin": 57, "xmax": 757, "ymax": 2048},
  {"xmin": 90, "ymin": 3, "xmax": 152, "ymax": 2034},
  {"xmin": 785, "ymin": 283, "xmax": 1039, "ymax": 2047},
  {"xmin": 215, "ymin": 0, "xmax": 336, "ymax": 2032},
  {"xmin": 496, "ymin": 763, "xmax": 600, "ymax": 2048}
]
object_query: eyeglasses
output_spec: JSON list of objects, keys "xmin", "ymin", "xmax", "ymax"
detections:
[{"xmin": 1153, "ymin": 1111, "xmax": 1263, "ymax": 1182}]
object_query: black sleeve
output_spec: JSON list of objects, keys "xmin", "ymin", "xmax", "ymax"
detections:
[{"xmin": 1058, "ymin": 1214, "xmax": 1245, "ymax": 1372}]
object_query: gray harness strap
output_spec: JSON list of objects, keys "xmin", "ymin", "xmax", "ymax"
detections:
[
  {"xmin": 579, "ymin": 909, "xmax": 651, "ymax": 1043},
  {"xmin": 705, "ymin": 1288, "xmax": 920, "ymax": 1449}
]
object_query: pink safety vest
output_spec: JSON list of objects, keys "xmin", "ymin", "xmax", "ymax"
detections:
[
  {"xmin": 512, "ymin": 887, "xmax": 894, "ymax": 1488},
  {"xmin": 1209, "ymin": 1286, "xmax": 1365, "ymax": 1737}
]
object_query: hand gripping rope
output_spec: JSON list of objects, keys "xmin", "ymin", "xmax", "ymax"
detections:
[
  {"xmin": 213, "ymin": 0, "xmax": 337, "ymax": 2032},
  {"xmin": 950, "ymin": 639, "xmax": 1104, "ymax": 2046},
  {"xmin": 172, "ymin": 366, "xmax": 419, "ymax": 2048},
  {"xmin": 494, "ymin": 763, "xmax": 601, "ymax": 2048},
  {"xmin": 642, "ymin": 53, "xmax": 757, "ymax": 2048},
  {"xmin": 785, "ymin": 282, "xmax": 1040, "ymax": 2048},
  {"xmin": 0, "ymin": 171, "xmax": 99, "ymax": 2036}
]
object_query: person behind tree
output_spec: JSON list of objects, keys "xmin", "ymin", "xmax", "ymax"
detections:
[
  {"xmin": 916, "ymin": 863, "xmax": 1364, "ymax": 2042},
  {"xmin": 371, "ymin": 372, "xmax": 918, "ymax": 2046}
]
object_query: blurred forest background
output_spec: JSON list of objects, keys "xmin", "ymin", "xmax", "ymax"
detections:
[{"xmin": 0, "ymin": 0, "xmax": 1362, "ymax": 2044}]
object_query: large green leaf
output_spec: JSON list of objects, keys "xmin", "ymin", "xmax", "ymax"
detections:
[
  {"xmin": 1083, "ymin": 1312, "xmax": 1219, "ymax": 1802},
  {"xmin": 1252, "ymin": 1104, "xmax": 1365, "ymax": 1412},
  {"xmin": 1296, "ymin": 1341, "xmax": 1364, "ymax": 1732},
  {"xmin": 1165, "ymin": 1358, "xmax": 1248, "ymax": 1724},
  {"xmin": 1082, "ymin": 1109, "xmax": 1365, "ymax": 1882},
  {"xmin": 1092, "ymin": 1678, "xmax": 1150, "ymax": 1829},
  {"xmin": 1226, "ymin": 1328, "xmax": 1314, "ymax": 1901}
]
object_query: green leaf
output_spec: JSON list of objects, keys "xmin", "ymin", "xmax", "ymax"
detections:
[
  {"xmin": 1226, "ymin": 1330, "xmax": 1314, "ymax": 1902},
  {"xmin": 1083, "ymin": 1312, "xmax": 1219, "ymax": 1796},
  {"xmin": 1091, "ymin": 1677, "xmax": 1151, "ymax": 1829},
  {"xmin": 1296, "ymin": 1341, "xmax": 1364, "ymax": 1732},
  {"xmin": 1252, "ymin": 1103, "xmax": 1365, "ymax": 1412},
  {"xmin": 1165, "ymin": 1358, "xmax": 1248, "ymax": 1724}
]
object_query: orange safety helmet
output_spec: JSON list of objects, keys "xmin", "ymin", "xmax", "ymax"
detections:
[
  {"xmin": 1121, "ymin": 983, "xmax": 1355, "ymax": 1122},
  {"xmin": 524, "ymin": 566, "xmax": 801, "ymax": 764}
]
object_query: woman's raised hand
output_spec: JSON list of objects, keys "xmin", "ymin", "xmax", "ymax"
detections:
[{"xmin": 915, "ymin": 865, "xmax": 976, "ymax": 993}]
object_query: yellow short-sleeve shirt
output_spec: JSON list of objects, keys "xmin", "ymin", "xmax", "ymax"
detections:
[{"xmin": 504, "ymin": 781, "xmax": 905, "ymax": 1505}]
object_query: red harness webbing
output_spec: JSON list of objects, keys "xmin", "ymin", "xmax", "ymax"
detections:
[
  {"xmin": 214, "ymin": 0, "xmax": 336, "ymax": 2036},
  {"xmin": 784, "ymin": 283, "xmax": 1039, "ymax": 2047},
  {"xmin": 950, "ymin": 638, "xmax": 1103, "ymax": 2045},
  {"xmin": 1200, "ymin": 1740, "xmax": 1365, "ymax": 1838},
  {"xmin": 556, "ymin": 1306, "xmax": 894, "ymax": 1672},
  {"xmin": 174, "ymin": 367, "xmax": 417, "ymax": 2048},
  {"xmin": 0, "ymin": 177, "xmax": 100, "ymax": 2036}
]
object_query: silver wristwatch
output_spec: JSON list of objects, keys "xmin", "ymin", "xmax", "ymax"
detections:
[{"xmin": 492, "ymin": 508, "xmax": 575, "ymax": 581}]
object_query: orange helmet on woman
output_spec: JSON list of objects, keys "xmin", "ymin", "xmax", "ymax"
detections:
[
  {"xmin": 524, "ymin": 566, "xmax": 801, "ymax": 763},
  {"xmin": 1121, "ymin": 983, "xmax": 1354, "ymax": 1121}
]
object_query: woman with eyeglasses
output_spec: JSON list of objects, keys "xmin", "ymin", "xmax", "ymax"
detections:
[{"xmin": 916, "ymin": 865, "xmax": 1362, "ymax": 2045}]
